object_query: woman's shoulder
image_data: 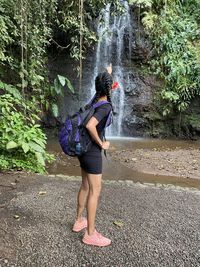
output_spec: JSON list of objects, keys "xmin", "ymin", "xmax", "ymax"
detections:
[
  {"xmin": 97, "ymin": 102, "xmax": 112, "ymax": 112},
  {"xmin": 93, "ymin": 102, "xmax": 112, "ymax": 122}
]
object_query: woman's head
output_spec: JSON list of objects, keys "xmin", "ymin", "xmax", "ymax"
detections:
[
  {"xmin": 95, "ymin": 71, "xmax": 113, "ymax": 98},
  {"xmin": 87, "ymin": 70, "xmax": 113, "ymax": 111}
]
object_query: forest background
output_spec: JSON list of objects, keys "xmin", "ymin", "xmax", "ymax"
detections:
[{"xmin": 0, "ymin": 0, "xmax": 199, "ymax": 173}]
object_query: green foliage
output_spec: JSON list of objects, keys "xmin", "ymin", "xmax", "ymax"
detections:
[
  {"xmin": 56, "ymin": 0, "xmax": 124, "ymax": 61},
  {"xmin": 0, "ymin": 81, "xmax": 22, "ymax": 100},
  {"xmin": 56, "ymin": 75, "xmax": 74, "ymax": 94},
  {"xmin": 141, "ymin": 0, "xmax": 200, "ymax": 116},
  {"xmin": 0, "ymin": 0, "xmax": 59, "ymax": 104},
  {"xmin": 129, "ymin": 0, "xmax": 152, "ymax": 8},
  {"xmin": 0, "ymin": 92, "xmax": 54, "ymax": 173},
  {"xmin": 142, "ymin": 12, "xmax": 158, "ymax": 29},
  {"xmin": 48, "ymin": 75, "xmax": 75, "ymax": 118},
  {"xmin": 57, "ymin": 5, "xmax": 96, "ymax": 60},
  {"xmin": 184, "ymin": 114, "xmax": 200, "ymax": 131}
]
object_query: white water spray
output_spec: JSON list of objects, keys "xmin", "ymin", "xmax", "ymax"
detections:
[{"xmin": 91, "ymin": 1, "xmax": 132, "ymax": 136}]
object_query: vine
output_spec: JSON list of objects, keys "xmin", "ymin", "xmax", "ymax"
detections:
[{"xmin": 79, "ymin": 0, "xmax": 84, "ymax": 97}]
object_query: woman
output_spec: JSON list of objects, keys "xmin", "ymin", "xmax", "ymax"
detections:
[{"xmin": 72, "ymin": 65, "xmax": 114, "ymax": 247}]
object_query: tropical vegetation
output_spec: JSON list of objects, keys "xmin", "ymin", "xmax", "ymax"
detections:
[
  {"xmin": 0, "ymin": 0, "xmax": 199, "ymax": 172},
  {"xmin": 130, "ymin": 0, "xmax": 200, "ymax": 116}
]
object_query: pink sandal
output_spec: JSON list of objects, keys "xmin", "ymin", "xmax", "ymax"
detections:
[
  {"xmin": 82, "ymin": 230, "xmax": 111, "ymax": 247},
  {"xmin": 72, "ymin": 217, "xmax": 87, "ymax": 232}
]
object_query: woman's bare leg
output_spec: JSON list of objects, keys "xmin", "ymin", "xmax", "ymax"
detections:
[
  {"xmin": 86, "ymin": 173, "xmax": 102, "ymax": 235},
  {"xmin": 76, "ymin": 168, "xmax": 89, "ymax": 221}
]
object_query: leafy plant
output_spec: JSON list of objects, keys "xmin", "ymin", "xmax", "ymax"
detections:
[
  {"xmin": 46, "ymin": 75, "xmax": 75, "ymax": 118},
  {"xmin": 0, "ymin": 92, "xmax": 54, "ymax": 173},
  {"xmin": 54, "ymin": 75, "xmax": 74, "ymax": 95},
  {"xmin": 129, "ymin": 0, "xmax": 152, "ymax": 8},
  {"xmin": 140, "ymin": 0, "xmax": 200, "ymax": 116},
  {"xmin": 0, "ymin": 81, "xmax": 22, "ymax": 100}
]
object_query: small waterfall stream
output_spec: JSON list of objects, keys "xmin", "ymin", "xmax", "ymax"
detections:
[{"xmin": 90, "ymin": 1, "xmax": 132, "ymax": 136}]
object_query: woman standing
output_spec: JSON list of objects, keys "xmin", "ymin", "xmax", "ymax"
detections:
[{"xmin": 72, "ymin": 65, "xmax": 114, "ymax": 247}]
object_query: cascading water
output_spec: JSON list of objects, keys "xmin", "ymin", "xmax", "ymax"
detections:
[{"xmin": 90, "ymin": 1, "xmax": 132, "ymax": 136}]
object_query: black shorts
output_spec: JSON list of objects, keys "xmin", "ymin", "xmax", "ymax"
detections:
[{"xmin": 78, "ymin": 153, "xmax": 102, "ymax": 175}]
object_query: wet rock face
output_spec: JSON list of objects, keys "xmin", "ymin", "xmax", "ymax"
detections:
[
  {"xmin": 117, "ymin": 7, "xmax": 156, "ymax": 136},
  {"xmin": 121, "ymin": 73, "xmax": 157, "ymax": 136},
  {"xmin": 124, "ymin": 115, "xmax": 146, "ymax": 135}
]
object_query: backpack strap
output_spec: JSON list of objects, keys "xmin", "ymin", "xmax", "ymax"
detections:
[
  {"xmin": 102, "ymin": 129, "xmax": 107, "ymax": 159},
  {"xmin": 92, "ymin": 100, "xmax": 110, "ymax": 109},
  {"xmin": 105, "ymin": 110, "xmax": 112, "ymax": 128},
  {"xmin": 86, "ymin": 94, "xmax": 96, "ymax": 106},
  {"xmin": 70, "ymin": 115, "xmax": 79, "ymax": 148}
]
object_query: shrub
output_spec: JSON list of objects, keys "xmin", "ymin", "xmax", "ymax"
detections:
[{"xmin": 0, "ymin": 93, "xmax": 54, "ymax": 173}]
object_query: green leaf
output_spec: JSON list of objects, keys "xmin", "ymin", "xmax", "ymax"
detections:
[
  {"xmin": 129, "ymin": 0, "xmax": 152, "ymax": 7},
  {"xmin": 57, "ymin": 75, "xmax": 66, "ymax": 86},
  {"xmin": 29, "ymin": 141, "xmax": 44, "ymax": 153},
  {"xmin": 51, "ymin": 103, "xmax": 59, "ymax": 117},
  {"xmin": 36, "ymin": 75, "xmax": 44, "ymax": 81},
  {"xmin": 6, "ymin": 141, "xmax": 18, "ymax": 150},
  {"xmin": 0, "ymin": 81, "xmax": 22, "ymax": 100},
  {"xmin": 33, "ymin": 138, "xmax": 45, "ymax": 148},
  {"xmin": 22, "ymin": 142, "xmax": 30, "ymax": 153},
  {"xmin": 54, "ymin": 78, "xmax": 62, "ymax": 95},
  {"xmin": 65, "ymin": 78, "xmax": 75, "ymax": 94},
  {"xmin": 35, "ymin": 152, "xmax": 45, "ymax": 166}
]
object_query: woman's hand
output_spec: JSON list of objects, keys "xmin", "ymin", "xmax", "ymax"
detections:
[
  {"xmin": 86, "ymin": 117, "xmax": 110, "ymax": 149},
  {"xmin": 101, "ymin": 141, "xmax": 110, "ymax": 150},
  {"xmin": 106, "ymin": 63, "xmax": 112, "ymax": 75}
]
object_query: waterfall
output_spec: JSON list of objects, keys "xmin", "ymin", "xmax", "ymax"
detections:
[{"xmin": 90, "ymin": 1, "xmax": 132, "ymax": 136}]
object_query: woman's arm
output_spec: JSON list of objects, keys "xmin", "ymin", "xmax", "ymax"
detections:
[{"xmin": 86, "ymin": 117, "xmax": 110, "ymax": 149}]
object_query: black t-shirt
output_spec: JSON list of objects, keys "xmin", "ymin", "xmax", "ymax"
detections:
[{"xmin": 88, "ymin": 103, "xmax": 112, "ymax": 154}]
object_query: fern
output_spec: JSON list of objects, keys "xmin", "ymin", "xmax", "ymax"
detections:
[{"xmin": 0, "ymin": 81, "xmax": 22, "ymax": 100}]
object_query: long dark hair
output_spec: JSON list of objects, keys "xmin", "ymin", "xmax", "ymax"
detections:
[{"xmin": 93, "ymin": 71, "xmax": 113, "ymax": 109}]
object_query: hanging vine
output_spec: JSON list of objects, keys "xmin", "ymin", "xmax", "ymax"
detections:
[
  {"xmin": 79, "ymin": 0, "xmax": 84, "ymax": 98},
  {"xmin": 20, "ymin": 0, "xmax": 25, "ymax": 97}
]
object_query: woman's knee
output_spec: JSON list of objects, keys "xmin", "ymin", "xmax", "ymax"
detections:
[
  {"xmin": 81, "ymin": 181, "xmax": 89, "ymax": 191},
  {"xmin": 87, "ymin": 173, "xmax": 102, "ymax": 197},
  {"xmin": 89, "ymin": 184, "xmax": 102, "ymax": 197},
  {"xmin": 81, "ymin": 170, "xmax": 89, "ymax": 191}
]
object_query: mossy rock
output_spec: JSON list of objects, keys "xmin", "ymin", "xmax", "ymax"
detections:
[{"xmin": 143, "ymin": 111, "xmax": 163, "ymax": 121}]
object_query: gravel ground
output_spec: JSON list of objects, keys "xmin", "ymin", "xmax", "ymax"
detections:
[{"xmin": 0, "ymin": 174, "xmax": 200, "ymax": 267}]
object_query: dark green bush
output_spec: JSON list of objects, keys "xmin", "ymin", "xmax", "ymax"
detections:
[{"xmin": 0, "ymin": 93, "xmax": 54, "ymax": 173}]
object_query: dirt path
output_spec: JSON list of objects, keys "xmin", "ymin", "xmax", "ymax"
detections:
[
  {"xmin": 110, "ymin": 146, "xmax": 200, "ymax": 179},
  {"xmin": 0, "ymin": 173, "xmax": 200, "ymax": 266}
]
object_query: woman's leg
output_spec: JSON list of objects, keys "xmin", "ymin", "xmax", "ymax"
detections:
[
  {"xmin": 76, "ymin": 168, "xmax": 89, "ymax": 221},
  {"xmin": 86, "ymin": 173, "xmax": 102, "ymax": 235}
]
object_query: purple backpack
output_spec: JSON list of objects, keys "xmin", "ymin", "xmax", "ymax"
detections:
[{"xmin": 59, "ymin": 99, "xmax": 112, "ymax": 157}]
